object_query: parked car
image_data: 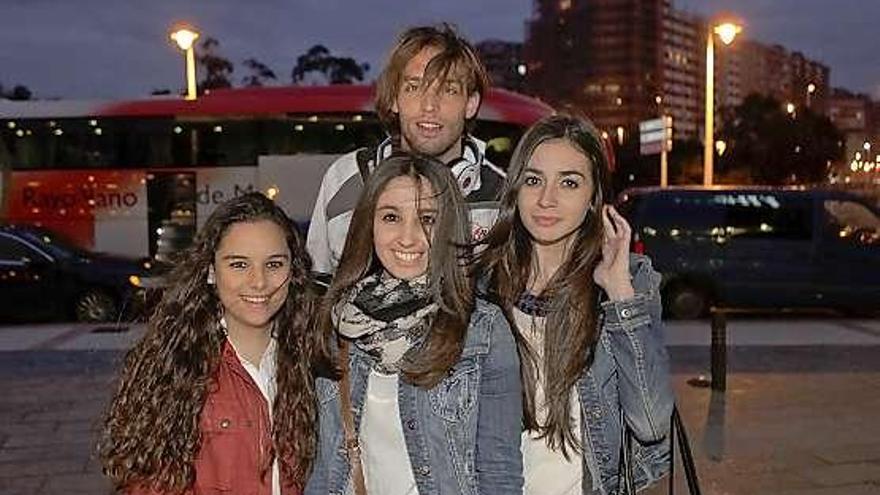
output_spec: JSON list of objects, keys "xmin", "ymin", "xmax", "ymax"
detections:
[
  {"xmin": 0, "ymin": 225, "xmax": 151, "ymax": 323},
  {"xmin": 617, "ymin": 186, "xmax": 880, "ymax": 319}
]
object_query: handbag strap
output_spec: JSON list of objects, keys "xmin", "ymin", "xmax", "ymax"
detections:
[
  {"xmin": 619, "ymin": 405, "xmax": 703, "ymax": 495},
  {"xmin": 672, "ymin": 407, "xmax": 702, "ymax": 495},
  {"xmin": 619, "ymin": 408, "xmax": 636, "ymax": 495},
  {"xmin": 338, "ymin": 339, "xmax": 367, "ymax": 495}
]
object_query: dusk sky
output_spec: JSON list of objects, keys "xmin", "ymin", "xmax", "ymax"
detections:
[{"xmin": 1, "ymin": 0, "xmax": 877, "ymax": 100}]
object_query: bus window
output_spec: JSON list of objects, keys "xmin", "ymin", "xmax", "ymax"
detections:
[
  {"xmin": 116, "ymin": 118, "xmax": 176, "ymax": 168},
  {"xmin": 2, "ymin": 120, "xmax": 48, "ymax": 169},
  {"xmin": 286, "ymin": 115, "xmax": 383, "ymax": 155},
  {"xmin": 190, "ymin": 115, "xmax": 385, "ymax": 167}
]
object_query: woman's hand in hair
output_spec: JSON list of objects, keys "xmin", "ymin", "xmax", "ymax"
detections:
[{"xmin": 593, "ymin": 205, "xmax": 636, "ymax": 301}]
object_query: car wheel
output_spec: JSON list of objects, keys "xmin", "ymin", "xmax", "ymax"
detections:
[
  {"xmin": 74, "ymin": 289, "xmax": 118, "ymax": 323},
  {"xmin": 665, "ymin": 284, "xmax": 708, "ymax": 320}
]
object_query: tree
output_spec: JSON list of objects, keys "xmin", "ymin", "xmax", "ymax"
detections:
[
  {"xmin": 719, "ymin": 94, "xmax": 843, "ymax": 185},
  {"xmin": 291, "ymin": 45, "xmax": 369, "ymax": 85},
  {"xmin": 241, "ymin": 58, "xmax": 277, "ymax": 87},
  {"xmin": 197, "ymin": 37, "xmax": 234, "ymax": 92},
  {"xmin": 1, "ymin": 83, "xmax": 33, "ymax": 100}
]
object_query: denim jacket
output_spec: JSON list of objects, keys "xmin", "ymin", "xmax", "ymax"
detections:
[
  {"xmin": 576, "ymin": 254, "xmax": 674, "ymax": 495},
  {"xmin": 305, "ymin": 298, "xmax": 523, "ymax": 495}
]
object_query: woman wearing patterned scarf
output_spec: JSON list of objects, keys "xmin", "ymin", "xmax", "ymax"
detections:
[
  {"xmin": 305, "ymin": 153, "xmax": 523, "ymax": 495},
  {"xmin": 474, "ymin": 115, "xmax": 675, "ymax": 495}
]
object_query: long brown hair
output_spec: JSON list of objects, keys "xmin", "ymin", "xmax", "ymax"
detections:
[
  {"xmin": 475, "ymin": 114, "xmax": 611, "ymax": 456},
  {"xmin": 99, "ymin": 192, "xmax": 331, "ymax": 492},
  {"xmin": 375, "ymin": 23, "xmax": 489, "ymax": 135},
  {"xmin": 320, "ymin": 153, "xmax": 474, "ymax": 387}
]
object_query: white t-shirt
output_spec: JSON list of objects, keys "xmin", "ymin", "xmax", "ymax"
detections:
[
  {"xmin": 515, "ymin": 308, "xmax": 594, "ymax": 495},
  {"xmin": 359, "ymin": 370, "xmax": 420, "ymax": 495}
]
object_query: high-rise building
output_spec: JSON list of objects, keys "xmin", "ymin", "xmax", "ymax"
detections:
[
  {"xmin": 660, "ymin": 7, "xmax": 704, "ymax": 140},
  {"xmin": 826, "ymin": 88, "xmax": 877, "ymax": 182},
  {"xmin": 524, "ymin": 0, "xmax": 831, "ymax": 143},
  {"xmin": 720, "ymin": 42, "xmax": 829, "ymax": 114},
  {"xmin": 525, "ymin": 0, "xmax": 667, "ymax": 141}
]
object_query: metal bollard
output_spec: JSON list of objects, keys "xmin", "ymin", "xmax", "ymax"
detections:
[{"xmin": 710, "ymin": 309, "xmax": 727, "ymax": 392}]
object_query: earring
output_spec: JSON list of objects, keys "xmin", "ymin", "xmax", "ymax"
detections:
[{"xmin": 207, "ymin": 265, "xmax": 216, "ymax": 285}]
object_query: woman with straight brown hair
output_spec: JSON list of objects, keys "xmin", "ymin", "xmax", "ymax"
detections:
[
  {"xmin": 306, "ymin": 153, "xmax": 522, "ymax": 495},
  {"xmin": 475, "ymin": 114, "xmax": 674, "ymax": 495}
]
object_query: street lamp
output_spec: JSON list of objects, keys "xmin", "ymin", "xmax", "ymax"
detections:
[
  {"xmin": 785, "ymin": 102, "xmax": 796, "ymax": 117},
  {"xmin": 170, "ymin": 26, "xmax": 199, "ymax": 100},
  {"xmin": 806, "ymin": 83, "xmax": 817, "ymax": 108},
  {"xmin": 704, "ymin": 21, "xmax": 742, "ymax": 186}
]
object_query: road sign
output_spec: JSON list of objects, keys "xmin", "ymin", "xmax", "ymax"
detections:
[
  {"xmin": 639, "ymin": 116, "xmax": 673, "ymax": 187},
  {"xmin": 639, "ymin": 116, "xmax": 673, "ymax": 156}
]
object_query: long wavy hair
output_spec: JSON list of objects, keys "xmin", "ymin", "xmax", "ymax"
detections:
[
  {"xmin": 320, "ymin": 153, "xmax": 474, "ymax": 387},
  {"xmin": 474, "ymin": 114, "xmax": 611, "ymax": 456},
  {"xmin": 99, "ymin": 192, "xmax": 332, "ymax": 492}
]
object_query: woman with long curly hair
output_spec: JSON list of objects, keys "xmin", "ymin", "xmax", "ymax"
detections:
[
  {"xmin": 100, "ymin": 192, "xmax": 330, "ymax": 495},
  {"xmin": 305, "ymin": 153, "xmax": 522, "ymax": 495},
  {"xmin": 474, "ymin": 114, "xmax": 674, "ymax": 495}
]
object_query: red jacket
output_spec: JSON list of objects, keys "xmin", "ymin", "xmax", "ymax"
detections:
[{"xmin": 128, "ymin": 340, "xmax": 300, "ymax": 495}]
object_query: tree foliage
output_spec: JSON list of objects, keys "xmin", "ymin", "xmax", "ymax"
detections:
[
  {"xmin": 241, "ymin": 58, "xmax": 277, "ymax": 87},
  {"xmin": 1, "ymin": 83, "xmax": 33, "ymax": 100},
  {"xmin": 719, "ymin": 93, "xmax": 843, "ymax": 185},
  {"xmin": 197, "ymin": 37, "xmax": 234, "ymax": 92},
  {"xmin": 291, "ymin": 45, "xmax": 369, "ymax": 85}
]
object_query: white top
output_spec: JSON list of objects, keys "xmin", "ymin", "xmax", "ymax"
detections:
[
  {"xmin": 515, "ymin": 308, "xmax": 592, "ymax": 495},
  {"xmin": 359, "ymin": 370, "xmax": 419, "ymax": 495},
  {"xmin": 230, "ymin": 337, "xmax": 281, "ymax": 495}
]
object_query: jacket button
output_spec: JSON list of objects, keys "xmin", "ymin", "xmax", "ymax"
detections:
[
  {"xmin": 418, "ymin": 465, "xmax": 430, "ymax": 476},
  {"xmin": 620, "ymin": 308, "xmax": 632, "ymax": 318},
  {"xmin": 592, "ymin": 409, "xmax": 602, "ymax": 419},
  {"xmin": 219, "ymin": 418, "xmax": 231, "ymax": 429},
  {"xmin": 406, "ymin": 419, "xmax": 416, "ymax": 430}
]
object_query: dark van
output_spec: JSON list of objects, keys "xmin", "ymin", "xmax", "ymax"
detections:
[{"xmin": 617, "ymin": 186, "xmax": 880, "ymax": 319}]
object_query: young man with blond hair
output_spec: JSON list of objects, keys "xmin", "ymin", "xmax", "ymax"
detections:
[{"xmin": 307, "ymin": 23, "xmax": 505, "ymax": 274}]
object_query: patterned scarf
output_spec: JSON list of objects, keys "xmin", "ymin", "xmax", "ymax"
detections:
[
  {"xmin": 516, "ymin": 292, "xmax": 551, "ymax": 317},
  {"xmin": 333, "ymin": 271, "xmax": 438, "ymax": 373}
]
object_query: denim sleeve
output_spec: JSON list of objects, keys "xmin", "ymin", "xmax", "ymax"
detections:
[
  {"xmin": 303, "ymin": 378, "xmax": 334, "ymax": 495},
  {"xmin": 475, "ymin": 306, "xmax": 524, "ymax": 494},
  {"xmin": 599, "ymin": 254, "xmax": 674, "ymax": 444}
]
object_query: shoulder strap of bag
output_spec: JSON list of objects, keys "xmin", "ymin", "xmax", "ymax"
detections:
[
  {"xmin": 619, "ymin": 408, "xmax": 636, "ymax": 495},
  {"xmin": 339, "ymin": 339, "xmax": 367, "ymax": 495},
  {"xmin": 672, "ymin": 406, "xmax": 702, "ymax": 495},
  {"xmin": 619, "ymin": 405, "xmax": 703, "ymax": 495}
]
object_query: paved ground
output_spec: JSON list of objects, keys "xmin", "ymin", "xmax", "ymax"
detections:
[{"xmin": 0, "ymin": 319, "xmax": 879, "ymax": 494}]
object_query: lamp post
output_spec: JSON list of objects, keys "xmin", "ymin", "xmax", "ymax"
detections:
[
  {"xmin": 170, "ymin": 27, "xmax": 199, "ymax": 100},
  {"xmin": 806, "ymin": 83, "xmax": 817, "ymax": 109},
  {"xmin": 704, "ymin": 21, "xmax": 742, "ymax": 186}
]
